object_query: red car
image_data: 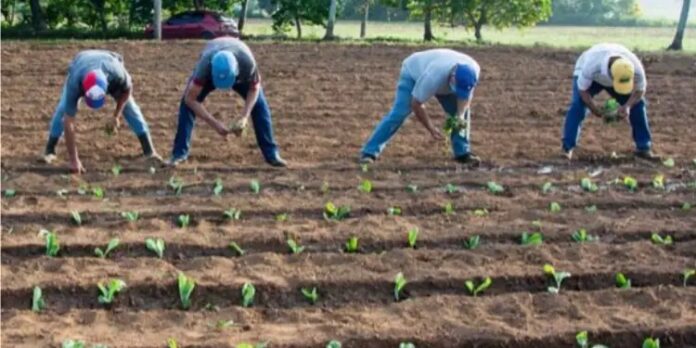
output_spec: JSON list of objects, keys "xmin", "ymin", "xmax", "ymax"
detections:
[{"xmin": 145, "ymin": 11, "xmax": 239, "ymax": 39}]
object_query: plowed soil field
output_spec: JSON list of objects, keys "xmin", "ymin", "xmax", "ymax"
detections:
[{"xmin": 1, "ymin": 41, "xmax": 696, "ymax": 348}]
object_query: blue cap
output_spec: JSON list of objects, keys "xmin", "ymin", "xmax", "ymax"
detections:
[
  {"xmin": 211, "ymin": 51, "xmax": 238, "ymax": 90},
  {"xmin": 453, "ymin": 64, "xmax": 478, "ymax": 100}
]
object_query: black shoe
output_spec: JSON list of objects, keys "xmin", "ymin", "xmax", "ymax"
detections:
[
  {"xmin": 359, "ymin": 155, "xmax": 376, "ymax": 164},
  {"xmin": 455, "ymin": 153, "xmax": 481, "ymax": 165},
  {"xmin": 267, "ymin": 157, "xmax": 287, "ymax": 167},
  {"xmin": 635, "ymin": 150, "xmax": 660, "ymax": 161}
]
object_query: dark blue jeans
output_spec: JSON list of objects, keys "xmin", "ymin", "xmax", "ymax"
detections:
[
  {"xmin": 171, "ymin": 81, "xmax": 280, "ymax": 162},
  {"xmin": 562, "ymin": 77, "xmax": 651, "ymax": 152}
]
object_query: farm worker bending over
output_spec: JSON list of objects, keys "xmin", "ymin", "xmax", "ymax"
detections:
[
  {"xmin": 562, "ymin": 43, "xmax": 656, "ymax": 160},
  {"xmin": 360, "ymin": 48, "xmax": 481, "ymax": 164},
  {"xmin": 43, "ymin": 50, "xmax": 160, "ymax": 174},
  {"xmin": 168, "ymin": 37, "xmax": 286, "ymax": 167}
]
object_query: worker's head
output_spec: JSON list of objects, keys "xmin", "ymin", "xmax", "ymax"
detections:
[
  {"xmin": 450, "ymin": 63, "xmax": 478, "ymax": 100},
  {"xmin": 82, "ymin": 69, "xmax": 107, "ymax": 109},
  {"xmin": 211, "ymin": 51, "xmax": 239, "ymax": 90},
  {"xmin": 610, "ymin": 57, "xmax": 635, "ymax": 95}
]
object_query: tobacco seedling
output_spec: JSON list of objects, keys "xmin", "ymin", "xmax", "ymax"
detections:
[
  {"xmin": 94, "ymin": 238, "xmax": 120, "ymax": 258},
  {"xmin": 465, "ymin": 277, "xmax": 492, "ymax": 297},
  {"xmin": 549, "ymin": 202, "xmax": 561, "ymax": 213},
  {"xmin": 32, "ymin": 286, "xmax": 45, "ymax": 312},
  {"xmin": 326, "ymin": 341, "xmax": 342, "ymax": 348},
  {"xmin": 275, "ymin": 213, "xmax": 289, "ymax": 222},
  {"xmin": 145, "ymin": 238, "xmax": 165, "ymax": 258},
  {"xmin": 178, "ymin": 272, "xmax": 196, "ymax": 310},
  {"xmin": 615, "ymin": 272, "xmax": 631, "ymax": 289},
  {"xmin": 399, "ymin": 343, "xmax": 416, "ymax": 348},
  {"xmin": 387, "ymin": 206, "xmax": 402, "ymax": 216},
  {"xmin": 301, "ymin": 287, "xmax": 318, "ymax": 304},
  {"xmin": 213, "ymin": 178, "xmax": 224, "ymax": 196},
  {"xmin": 287, "ymin": 237, "xmax": 305, "ymax": 254},
  {"xmin": 62, "ymin": 340, "xmax": 86, "ymax": 348},
  {"xmin": 70, "ymin": 210, "xmax": 82, "ymax": 225},
  {"xmin": 324, "ymin": 202, "xmax": 350, "ymax": 221},
  {"xmin": 168, "ymin": 176, "xmax": 184, "ymax": 195},
  {"xmin": 576, "ymin": 331, "xmax": 608, "ymax": 348},
  {"xmin": 520, "ymin": 232, "xmax": 543, "ymax": 246},
  {"xmin": 443, "ymin": 202, "xmax": 455, "ymax": 215},
  {"xmin": 580, "ymin": 178, "xmax": 598, "ymax": 193},
  {"xmin": 358, "ymin": 179, "xmax": 373, "ymax": 193},
  {"xmin": 407, "ymin": 228, "xmax": 419, "ymax": 248},
  {"xmin": 682, "ymin": 202, "xmax": 692, "ymax": 211},
  {"xmin": 487, "ymin": 181, "xmax": 504, "ymax": 194},
  {"xmin": 394, "ymin": 272, "xmax": 407, "ymax": 301},
  {"xmin": 651, "ymin": 232, "xmax": 673, "ymax": 246},
  {"xmin": 4, "ymin": 189, "xmax": 16, "ymax": 197},
  {"xmin": 585, "ymin": 205, "xmax": 598, "ymax": 213},
  {"xmin": 662, "ymin": 157, "xmax": 675, "ymax": 168},
  {"xmin": 544, "ymin": 264, "xmax": 570, "ymax": 294},
  {"xmin": 167, "ymin": 338, "xmax": 178, "ymax": 348},
  {"xmin": 229, "ymin": 241, "xmax": 245, "ymax": 256},
  {"xmin": 97, "ymin": 279, "xmax": 126, "ymax": 305},
  {"xmin": 121, "ymin": 211, "xmax": 140, "ymax": 222},
  {"xmin": 213, "ymin": 319, "xmax": 235, "ymax": 330},
  {"xmin": 248, "ymin": 179, "xmax": 260, "ymax": 194},
  {"xmin": 406, "ymin": 184, "xmax": 419, "ymax": 193},
  {"xmin": 472, "ymin": 208, "xmax": 488, "ymax": 217},
  {"xmin": 57, "ymin": 188, "xmax": 69, "ymax": 198},
  {"xmin": 572, "ymin": 229, "xmax": 598, "ymax": 243},
  {"xmin": 623, "ymin": 176, "xmax": 638, "ymax": 191},
  {"xmin": 78, "ymin": 183, "xmax": 88, "ymax": 195},
  {"xmin": 345, "ymin": 236, "xmax": 359, "ymax": 253},
  {"xmin": 39, "ymin": 229, "xmax": 60, "ymax": 257},
  {"xmin": 463, "ymin": 235, "xmax": 480, "ymax": 250},
  {"xmin": 444, "ymin": 183, "xmax": 457, "ymax": 194},
  {"xmin": 241, "ymin": 282, "xmax": 255, "ymax": 307},
  {"xmin": 541, "ymin": 182, "xmax": 553, "ymax": 194},
  {"xmin": 683, "ymin": 269, "xmax": 695, "ymax": 287},
  {"xmin": 178, "ymin": 214, "xmax": 190, "ymax": 228},
  {"xmin": 652, "ymin": 174, "xmax": 665, "ymax": 189},
  {"xmin": 223, "ymin": 208, "xmax": 242, "ymax": 221},
  {"xmin": 92, "ymin": 186, "xmax": 104, "ymax": 199},
  {"xmin": 321, "ymin": 181, "xmax": 330, "ymax": 193},
  {"xmin": 642, "ymin": 338, "xmax": 660, "ymax": 348},
  {"xmin": 111, "ymin": 164, "xmax": 122, "ymax": 176}
]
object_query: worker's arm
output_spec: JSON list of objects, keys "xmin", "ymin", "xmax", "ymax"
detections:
[
  {"xmin": 63, "ymin": 115, "xmax": 85, "ymax": 174},
  {"xmin": 232, "ymin": 82, "xmax": 260, "ymax": 136},
  {"xmin": 618, "ymin": 89, "xmax": 645, "ymax": 119},
  {"xmin": 184, "ymin": 83, "xmax": 229, "ymax": 137},
  {"xmin": 579, "ymin": 89, "xmax": 603, "ymax": 117},
  {"xmin": 411, "ymin": 99, "xmax": 444, "ymax": 140}
]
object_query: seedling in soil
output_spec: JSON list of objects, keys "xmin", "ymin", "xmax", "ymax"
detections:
[
  {"xmin": 241, "ymin": 282, "xmax": 255, "ymax": 307},
  {"xmin": 223, "ymin": 208, "xmax": 242, "ymax": 221},
  {"xmin": 642, "ymin": 338, "xmax": 660, "ymax": 348},
  {"xmin": 465, "ymin": 277, "xmax": 492, "ymax": 297},
  {"xmin": 345, "ymin": 236, "xmax": 359, "ymax": 253},
  {"xmin": 94, "ymin": 238, "xmax": 120, "ymax": 258},
  {"xmin": 321, "ymin": 181, "xmax": 330, "ymax": 193},
  {"xmin": 463, "ymin": 235, "xmax": 481, "ymax": 250},
  {"xmin": 91, "ymin": 186, "xmax": 105, "ymax": 199},
  {"xmin": 111, "ymin": 164, "xmax": 122, "ymax": 176},
  {"xmin": 549, "ymin": 202, "xmax": 562, "ymax": 213},
  {"xmin": 572, "ymin": 229, "xmax": 598, "ymax": 243},
  {"xmin": 615, "ymin": 272, "xmax": 631, "ymax": 289},
  {"xmin": 407, "ymin": 228, "xmax": 419, "ymax": 248},
  {"xmin": 4, "ymin": 189, "xmax": 16, "ymax": 197},
  {"xmin": 178, "ymin": 214, "xmax": 190, "ymax": 228},
  {"xmin": 444, "ymin": 183, "xmax": 457, "ymax": 194},
  {"xmin": 32, "ymin": 286, "xmax": 45, "ymax": 312},
  {"xmin": 213, "ymin": 319, "xmax": 235, "ymax": 330},
  {"xmin": 121, "ymin": 211, "xmax": 140, "ymax": 222},
  {"xmin": 213, "ymin": 178, "xmax": 224, "ymax": 196},
  {"xmin": 39, "ymin": 229, "xmax": 60, "ymax": 257},
  {"xmin": 406, "ymin": 184, "xmax": 419, "ymax": 193},
  {"xmin": 70, "ymin": 210, "xmax": 82, "ymax": 225},
  {"xmin": 682, "ymin": 202, "xmax": 692, "ymax": 211},
  {"xmin": 602, "ymin": 98, "xmax": 620, "ymax": 123},
  {"xmin": 394, "ymin": 272, "xmax": 407, "ymax": 301},
  {"xmin": 145, "ymin": 238, "xmax": 165, "ymax": 258},
  {"xmin": 247, "ymin": 179, "xmax": 260, "ymax": 194},
  {"xmin": 541, "ymin": 182, "xmax": 553, "ymax": 194},
  {"xmin": 662, "ymin": 157, "xmax": 675, "ymax": 168},
  {"xmin": 531, "ymin": 220, "xmax": 543, "ymax": 230},
  {"xmin": 576, "ymin": 331, "xmax": 608, "ymax": 348},
  {"xmin": 287, "ymin": 237, "xmax": 305, "ymax": 254},
  {"xmin": 229, "ymin": 241, "xmax": 245, "ymax": 256},
  {"xmin": 387, "ymin": 206, "xmax": 402, "ymax": 216},
  {"xmin": 275, "ymin": 213, "xmax": 289, "ymax": 222},
  {"xmin": 652, "ymin": 174, "xmax": 665, "ymax": 189},
  {"xmin": 443, "ymin": 202, "xmax": 455, "ymax": 215},
  {"xmin": 167, "ymin": 338, "xmax": 178, "ymax": 348},
  {"xmin": 543, "ymin": 264, "xmax": 570, "ymax": 294},
  {"xmin": 623, "ymin": 176, "xmax": 638, "ymax": 191},
  {"xmin": 486, "ymin": 181, "xmax": 504, "ymax": 194},
  {"xmin": 301, "ymin": 287, "xmax": 319, "ymax": 304},
  {"xmin": 399, "ymin": 343, "xmax": 416, "ymax": 348},
  {"xmin": 78, "ymin": 183, "xmax": 88, "ymax": 195},
  {"xmin": 62, "ymin": 340, "xmax": 86, "ymax": 348},
  {"xmin": 651, "ymin": 232, "xmax": 673, "ymax": 246},
  {"xmin": 520, "ymin": 232, "xmax": 543, "ymax": 246},
  {"xmin": 168, "ymin": 176, "xmax": 184, "ymax": 195},
  {"xmin": 358, "ymin": 179, "xmax": 373, "ymax": 193},
  {"xmin": 324, "ymin": 202, "xmax": 351, "ymax": 221},
  {"xmin": 580, "ymin": 178, "xmax": 598, "ymax": 193},
  {"xmin": 683, "ymin": 269, "xmax": 695, "ymax": 287},
  {"xmin": 326, "ymin": 341, "xmax": 342, "ymax": 348},
  {"xmin": 471, "ymin": 208, "xmax": 488, "ymax": 217},
  {"xmin": 97, "ymin": 279, "xmax": 126, "ymax": 305},
  {"xmin": 57, "ymin": 189, "xmax": 69, "ymax": 198},
  {"xmin": 177, "ymin": 272, "xmax": 196, "ymax": 310},
  {"xmin": 585, "ymin": 205, "xmax": 598, "ymax": 213}
]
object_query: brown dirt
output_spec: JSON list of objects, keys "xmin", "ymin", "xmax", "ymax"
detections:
[{"xmin": 1, "ymin": 41, "xmax": 696, "ymax": 348}]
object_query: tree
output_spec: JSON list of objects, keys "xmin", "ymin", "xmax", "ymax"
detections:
[
  {"xmin": 271, "ymin": 0, "xmax": 329, "ymax": 38},
  {"xmin": 390, "ymin": 0, "xmax": 441, "ymax": 41},
  {"xmin": 324, "ymin": 0, "xmax": 337, "ymax": 39},
  {"xmin": 668, "ymin": 0, "xmax": 692, "ymax": 50},
  {"xmin": 548, "ymin": 0, "xmax": 641, "ymax": 25},
  {"xmin": 238, "ymin": 0, "xmax": 250, "ymax": 34},
  {"xmin": 28, "ymin": 0, "xmax": 47, "ymax": 31}
]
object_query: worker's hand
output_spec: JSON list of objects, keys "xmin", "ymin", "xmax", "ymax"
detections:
[
  {"xmin": 230, "ymin": 117, "xmax": 249, "ymax": 137},
  {"xmin": 589, "ymin": 103, "xmax": 604, "ymax": 118},
  {"xmin": 105, "ymin": 117, "xmax": 121, "ymax": 136},
  {"xmin": 429, "ymin": 127, "xmax": 445, "ymax": 141},
  {"xmin": 69, "ymin": 158, "xmax": 86, "ymax": 174},
  {"xmin": 213, "ymin": 121, "xmax": 230, "ymax": 138},
  {"xmin": 617, "ymin": 105, "xmax": 630, "ymax": 120}
]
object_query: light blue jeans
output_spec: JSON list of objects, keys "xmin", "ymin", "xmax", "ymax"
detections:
[{"xmin": 361, "ymin": 70, "xmax": 470, "ymax": 158}]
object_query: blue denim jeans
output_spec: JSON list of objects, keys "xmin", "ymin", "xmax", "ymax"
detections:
[
  {"xmin": 562, "ymin": 77, "xmax": 651, "ymax": 152},
  {"xmin": 361, "ymin": 70, "xmax": 470, "ymax": 158}
]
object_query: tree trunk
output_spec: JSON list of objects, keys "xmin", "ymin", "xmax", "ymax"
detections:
[
  {"xmin": 29, "ymin": 0, "xmax": 46, "ymax": 31},
  {"xmin": 193, "ymin": 0, "xmax": 204, "ymax": 11},
  {"xmin": 324, "ymin": 0, "xmax": 337, "ymax": 40},
  {"xmin": 473, "ymin": 7, "xmax": 487, "ymax": 42},
  {"xmin": 668, "ymin": 0, "xmax": 691, "ymax": 50},
  {"xmin": 238, "ymin": 0, "xmax": 250, "ymax": 34},
  {"xmin": 474, "ymin": 23, "xmax": 482, "ymax": 41},
  {"xmin": 360, "ymin": 2, "xmax": 369, "ymax": 38},
  {"xmin": 294, "ymin": 15, "xmax": 302, "ymax": 39},
  {"xmin": 423, "ymin": 5, "xmax": 433, "ymax": 41}
]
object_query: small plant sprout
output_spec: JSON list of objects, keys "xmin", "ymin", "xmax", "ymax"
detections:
[
  {"xmin": 394, "ymin": 272, "xmax": 407, "ymax": 301},
  {"xmin": 615, "ymin": 272, "xmax": 631, "ymax": 289},
  {"xmin": 575, "ymin": 331, "xmax": 608, "ymax": 348},
  {"xmin": 77, "ymin": 183, "xmax": 88, "ymax": 195},
  {"xmin": 168, "ymin": 176, "xmax": 184, "ymax": 195},
  {"xmin": 358, "ymin": 179, "xmax": 373, "ymax": 193},
  {"xmin": 572, "ymin": 229, "xmax": 598, "ymax": 243},
  {"xmin": 275, "ymin": 213, "xmax": 289, "ymax": 222},
  {"xmin": 97, "ymin": 279, "xmax": 126, "ymax": 305},
  {"xmin": 111, "ymin": 164, "xmax": 122, "ymax": 176},
  {"xmin": 585, "ymin": 205, "xmax": 598, "ymax": 213},
  {"xmin": 651, "ymin": 232, "xmax": 673, "ymax": 246},
  {"xmin": 541, "ymin": 182, "xmax": 553, "ymax": 194},
  {"xmin": 399, "ymin": 343, "xmax": 416, "ymax": 348},
  {"xmin": 62, "ymin": 340, "xmax": 86, "ymax": 348},
  {"xmin": 345, "ymin": 236, "xmax": 359, "ymax": 253},
  {"xmin": 177, "ymin": 272, "xmax": 196, "ymax": 310},
  {"xmin": 543, "ymin": 264, "xmax": 571, "ymax": 294},
  {"xmin": 662, "ymin": 157, "xmax": 675, "ymax": 168},
  {"xmin": 683, "ymin": 269, "xmax": 695, "ymax": 287},
  {"xmin": 32, "ymin": 286, "xmax": 45, "ymax": 312},
  {"xmin": 472, "ymin": 208, "xmax": 488, "ymax": 217},
  {"xmin": 167, "ymin": 338, "xmax": 179, "ymax": 348},
  {"xmin": 444, "ymin": 183, "xmax": 457, "ymax": 194},
  {"xmin": 4, "ymin": 188, "xmax": 17, "ymax": 197},
  {"xmin": 407, "ymin": 227, "xmax": 419, "ymax": 248},
  {"xmin": 520, "ymin": 232, "xmax": 543, "ymax": 246},
  {"xmin": 387, "ymin": 206, "xmax": 402, "ymax": 216},
  {"xmin": 121, "ymin": 211, "xmax": 140, "ymax": 222},
  {"xmin": 248, "ymin": 179, "xmax": 260, "ymax": 194},
  {"xmin": 241, "ymin": 282, "xmax": 255, "ymax": 307},
  {"xmin": 70, "ymin": 210, "xmax": 82, "ymax": 225},
  {"xmin": 324, "ymin": 202, "xmax": 350, "ymax": 221},
  {"xmin": 301, "ymin": 287, "xmax": 319, "ymax": 305},
  {"xmin": 94, "ymin": 238, "xmax": 120, "ymax": 258},
  {"xmin": 486, "ymin": 181, "xmax": 504, "ymax": 194},
  {"xmin": 682, "ymin": 202, "xmax": 692, "ymax": 211},
  {"xmin": 57, "ymin": 188, "xmax": 69, "ymax": 198},
  {"xmin": 465, "ymin": 277, "xmax": 492, "ymax": 296},
  {"xmin": 326, "ymin": 341, "xmax": 342, "ymax": 348},
  {"xmin": 177, "ymin": 214, "xmax": 190, "ymax": 228},
  {"xmin": 320, "ymin": 181, "xmax": 330, "ymax": 193},
  {"xmin": 443, "ymin": 201, "xmax": 455, "ymax": 215},
  {"xmin": 580, "ymin": 177, "xmax": 599, "ymax": 193},
  {"xmin": 406, "ymin": 184, "xmax": 419, "ymax": 193},
  {"xmin": 287, "ymin": 237, "xmax": 305, "ymax": 254},
  {"xmin": 229, "ymin": 241, "xmax": 245, "ymax": 256},
  {"xmin": 642, "ymin": 337, "xmax": 660, "ymax": 348},
  {"xmin": 549, "ymin": 202, "xmax": 562, "ymax": 213},
  {"xmin": 39, "ymin": 229, "xmax": 60, "ymax": 257},
  {"xmin": 145, "ymin": 238, "xmax": 165, "ymax": 258},
  {"xmin": 652, "ymin": 174, "xmax": 665, "ymax": 189},
  {"xmin": 91, "ymin": 186, "xmax": 105, "ymax": 199},
  {"xmin": 223, "ymin": 208, "xmax": 242, "ymax": 221},
  {"xmin": 213, "ymin": 319, "xmax": 235, "ymax": 330},
  {"xmin": 361, "ymin": 163, "xmax": 369, "ymax": 173},
  {"xmin": 213, "ymin": 178, "xmax": 224, "ymax": 196},
  {"xmin": 463, "ymin": 235, "xmax": 481, "ymax": 250},
  {"xmin": 623, "ymin": 176, "xmax": 638, "ymax": 191}
]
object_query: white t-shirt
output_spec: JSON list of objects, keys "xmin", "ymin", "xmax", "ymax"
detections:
[
  {"xmin": 574, "ymin": 43, "xmax": 646, "ymax": 91},
  {"xmin": 402, "ymin": 49, "xmax": 480, "ymax": 103}
]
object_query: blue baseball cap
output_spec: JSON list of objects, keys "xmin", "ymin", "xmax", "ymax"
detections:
[
  {"xmin": 211, "ymin": 51, "xmax": 238, "ymax": 90},
  {"xmin": 453, "ymin": 64, "xmax": 478, "ymax": 100}
]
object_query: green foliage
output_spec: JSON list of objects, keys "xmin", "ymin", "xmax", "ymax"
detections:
[
  {"xmin": 39, "ymin": 229, "xmax": 60, "ymax": 257},
  {"xmin": 407, "ymin": 227, "xmax": 419, "ymax": 248},
  {"xmin": 662, "ymin": 158, "xmax": 675, "ymax": 168},
  {"xmin": 464, "ymin": 277, "xmax": 492, "ymax": 296},
  {"xmin": 576, "ymin": 330, "xmax": 608, "ymax": 348},
  {"xmin": 94, "ymin": 238, "xmax": 120, "ymax": 258},
  {"xmin": 642, "ymin": 338, "xmax": 660, "ymax": 348},
  {"xmin": 145, "ymin": 238, "xmax": 165, "ymax": 258},
  {"xmin": 177, "ymin": 272, "xmax": 196, "ymax": 310},
  {"xmin": 62, "ymin": 340, "xmax": 86, "ymax": 348},
  {"xmin": 471, "ymin": 208, "xmax": 488, "ymax": 217},
  {"xmin": 520, "ymin": 232, "xmax": 543, "ymax": 246},
  {"xmin": 486, "ymin": 181, "xmax": 504, "ymax": 194},
  {"xmin": 326, "ymin": 341, "xmax": 342, "ymax": 348},
  {"xmin": 580, "ymin": 178, "xmax": 598, "ymax": 192},
  {"xmin": 271, "ymin": 0, "xmax": 332, "ymax": 38},
  {"xmin": 602, "ymin": 98, "xmax": 620, "ymax": 123},
  {"xmin": 287, "ymin": 237, "xmax": 305, "ymax": 254},
  {"xmin": 4, "ymin": 188, "xmax": 17, "ymax": 197},
  {"xmin": 241, "ymin": 282, "xmax": 256, "ymax": 307},
  {"xmin": 444, "ymin": 115, "xmax": 466, "ymax": 136},
  {"xmin": 399, "ymin": 343, "xmax": 416, "ymax": 348},
  {"xmin": 213, "ymin": 178, "xmax": 224, "ymax": 196},
  {"xmin": 178, "ymin": 214, "xmax": 190, "ymax": 228},
  {"xmin": 550, "ymin": 0, "xmax": 641, "ymax": 26},
  {"xmin": 623, "ymin": 176, "xmax": 638, "ymax": 191},
  {"xmin": 91, "ymin": 186, "xmax": 105, "ymax": 199},
  {"xmin": 572, "ymin": 229, "xmax": 598, "ymax": 243},
  {"xmin": 543, "ymin": 264, "xmax": 571, "ymax": 294},
  {"xmin": 275, "ymin": 213, "xmax": 289, "ymax": 222},
  {"xmin": 683, "ymin": 269, "xmax": 695, "ymax": 287},
  {"xmin": 387, "ymin": 206, "xmax": 402, "ymax": 216},
  {"xmin": 444, "ymin": 183, "xmax": 457, "ymax": 194},
  {"xmin": 224, "ymin": 208, "xmax": 242, "ymax": 221},
  {"xmin": 650, "ymin": 232, "xmax": 673, "ymax": 246},
  {"xmin": 463, "ymin": 235, "xmax": 480, "ymax": 250},
  {"xmin": 97, "ymin": 279, "xmax": 126, "ymax": 305},
  {"xmin": 345, "ymin": 236, "xmax": 359, "ymax": 253},
  {"xmin": 121, "ymin": 211, "xmax": 140, "ymax": 222},
  {"xmin": 443, "ymin": 201, "xmax": 455, "ymax": 215},
  {"xmin": 32, "ymin": 286, "xmax": 45, "ymax": 312},
  {"xmin": 652, "ymin": 174, "xmax": 665, "ymax": 189},
  {"xmin": 615, "ymin": 272, "xmax": 631, "ymax": 289},
  {"xmin": 681, "ymin": 202, "xmax": 692, "ymax": 211},
  {"xmin": 70, "ymin": 210, "xmax": 82, "ymax": 225},
  {"xmin": 406, "ymin": 184, "xmax": 419, "ymax": 193},
  {"xmin": 549, "ymin": 202, "xmax": 561, "ymax": 213},
  {"xmin": 250, "ymin": 179, "xmax": 261, "ymax": 194},
  {"xmin": 301, "ymin": 287, "xmax": 319, "ymax": 304},
  {"xmin": 358, "ymin": 179, "xmax": 373, "ymax": 193},
  {"xmin": 394, "ymin": 272, "xmax": 407, "ymax": 301},
  {"xmin": 321, "ymin": 181, "xmax": 330, "ymax": 193},
  {"xmin": 168, "ymin": 176, "xmax": 184, "ymax": 195},
  {"xmin": 167, "ymin": 338, "xmax": 178, "ymax": 348},
  {"xmin": 541, "ymin": 182, "xmax": 553, "ymax": 194},
  {"xmin": 111, "ymin": 164, "xmax": 122, "ymax": 176},
  {"xmin": 324, "ymin": 202, "xmax": 351, "ymax": 220},
  {"xmin": 585, "ymin": 205, "xmax": 598, "ymax": 213},
  {"xmin": 229, "ymin": 241, "xmax": 245, "ymax": 257}
]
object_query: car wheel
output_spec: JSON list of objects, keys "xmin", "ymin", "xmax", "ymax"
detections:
[{"xmin": 201, "ymin": 31, "xmax": 215, "ymax": 40}]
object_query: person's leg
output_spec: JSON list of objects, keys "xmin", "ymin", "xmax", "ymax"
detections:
[
  {"xmin": 171, "ymin": 82, "xmax": 214, "ymax": 160},
  {"xmin": 233, "ymin": 83, "xmax": 280, "ymax": 162},
  {"xmin": 605, "ymin": 90, "xmax": 652, "ymax": 152},
  {"xmin": 45, "ymin": 83, "xmax": 70, "ymax": 156},
  {"xmin": 122, "ymin": 97, "xmax": 156, "ymax": 156},
  {"xmin": 361, "ymin": 71, "xmax": 416, "ymax": 158},
  {"xmin": 436, "ymin": 94, "xmax": 470, "ymax": 157},
  {"xmin": 561, "ymin": 78, "xmax": 604, "ymax": 152}
]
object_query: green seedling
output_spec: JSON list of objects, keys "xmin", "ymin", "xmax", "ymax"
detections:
[
  {"xmin": 358, "ymin": 179, "xmax": 373, "ymax": 193},
  {"xmin": 92, "ymin": 186, "xmax": 104, "ymax": 199},
  {"xmin": 486, "ymin": 181, "xmax": 504, "ymax": 194},
  {"xmin": 321, "ymin": 181, "xmax": 330, "ymax": 193},
  {"xmin": 602, "ymin": 98, "xmax": 619, "ymax": 123},
  {"xmin": 97, "ymin": 279, "xmax": 126, "ymax": 305},
  {"xmin": 77, "ymin": 183, "xmax": 88, "ymax": 195},
  {"xmin": 301, "ymin": 287, "xmax": 319, "ymax": 304},
  {"xmin": 444, "ymin": 114, "xmax": 466, "ymax": 135},
  {"xmin": 223, "ymin": 208, "xmax": 242, "ymax": 221},
  {"xmin": 70, "ymin": 210, "xmax": 82, "ymax": 225},
  {"xmin": 213, "ymin": 319, "xmax": 235, "ymax": 330},
  {"xmin": 407, "ymin": 228, "xmax": 419, "ymax": 248},
  {"xmin": 399, "ymin": 343, "xmax": 416, "ymax": 348},
  {"xmin": 406, "ymin": 184, "xmax": 419, "ymax": 193},
  {"xmin": 623, "ymin": 176, "xmax": 638, "ymax": 191},
  {"xmin": 387, "ymin": 206, "xmax": 402, "ymax": 216},
  {"xmin": 121, "ymin": 211, "xmax": 140, "ymax": 222},
  {"xmin": 275, "ymin": 213, "xmax": 289, "ymax": 222},
  {"xmin": 248, "ymin": 179, "xmax": 260, "ymax": 194},
  {"xmin": 443, "ymin": 202, "xmax": 455, "ymax": 215},
  {"xmin": 683, "ymin": 269, "xmax": 695, "ymax": 287},
  {"xmin": 32, "ymin": 286, "xmax": 45, "ymax": 312},
  {"xmin": 241, "ymin": 282, "xmax": 255, "ymax": 307},
  {"xmin": 145, "ymin": 238, "xmax": 165, "ymax": 258},
  {"xmin": 541, "ymin": 182, "xmax": 553, "ymax": 194},
  {"xmin": 444, "ymin": 183, "xmax": 457, "ymax": 194},
  {"xmin": 326, "ymin": 341, "xmax": 342, "ymax": 348},
  {"xmin": 463, "ymin": 235, "xmax": 480, "ymax": 250},
  {"xmin": 549, "ymin": 202, "xmax": 562, "ymax": 213},
  {"xmin": 177, "ymin": 272, "xmax": 196, "ymax": 310},
  {"xmin": 652, "ymin": 174, "xmax": 665, "ymax": 189},
  {"xmin": 472, "ymin": 208, "xmax": 488, "ymax": 217},
  {"xmin": 111, "ymin": 164, "xmax": 122, "ymax": 176},
  {"xmin": 4, "ymin": 189, "xmax": 16, "ymax": 197},
  {"xmin": 662, "ymin": 158, "xmax": 675, "ymax": 168},
  {"xmin": 615, "ymin": 272, "xmax": 631, "ymax": 289},
  {"xmin": 39, "ymin": 229, "xmax": 60, "ymax": 257},
  {"xmin": 229, "ymin": 241, "xmax": 245, "ymax": 256},
  {"xmin": 585, "ymin": 205, "xmax": 598, "ymax": 213},
  {"xmin": 287, "ymin": 237, "xmax": 305, "ymax": 254},
  {"xmin": 576, "ymin": 330, "xmax": 609, "ymax": 348},
  {"xmin": 520, "ymin": 232, "xmax": 543, "ymax": 246},
  {"xmin": 167, "ymin": 338, "xmax": 178, "ymax": 348},
  {"xmin": 56, "ymin": 189, "xmax": 69, "ymax": 198},
  {"xmin": 62, "ymin": 340, "xmax": 86, "ymax": 348},
  {"xmin": 177, "ymin": 214, "xmax": 190, "ymax": 228},
  {"xmin": 168, "ymin": 176, "xmax": 184, "ymax": 195},
  {"xmin": 681, "ymin": 202, "xmax": 691, "ymax": 211},
  {"xmin": 345, "ymin": 236, "xmax": 359, "ymax": 253},
  {"xmin": 642, "ymin": 337, "xmax": 660, "ymax": 348},
  {"xmin": 651, "ymin": 232, "xmax": 673, "ymax": 246},
  {"xmin": 531, "ymin": 220, "xmax": 543, "ymax": 229},
  {"xmin": 94, "ymin": 238, "xmax": 120, "ymax": 258},
  {"xmin": 465, "ymin": 277, "xmax": 492, "ymax": 297},
  {"xmin": 580, "ymin": 178, "xmax": 598, "ymax": 192},
  {"xmin": 213, "ymin": 178, "xmax": 224, "ymax": 196},
  {"xmin": 394, "ymin": 272, "xmax": 407, "ymax": 301},
  {"xmin": 544, "ymin": 264, "xmax": 571, "ymax": 294},
  {"xmin": 572, "ymin": 229, "xmax": 598, "ymax": 243},
  {"xmin": 324, "ymin": 202, "xmax": 351, "ymax": 221}
]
